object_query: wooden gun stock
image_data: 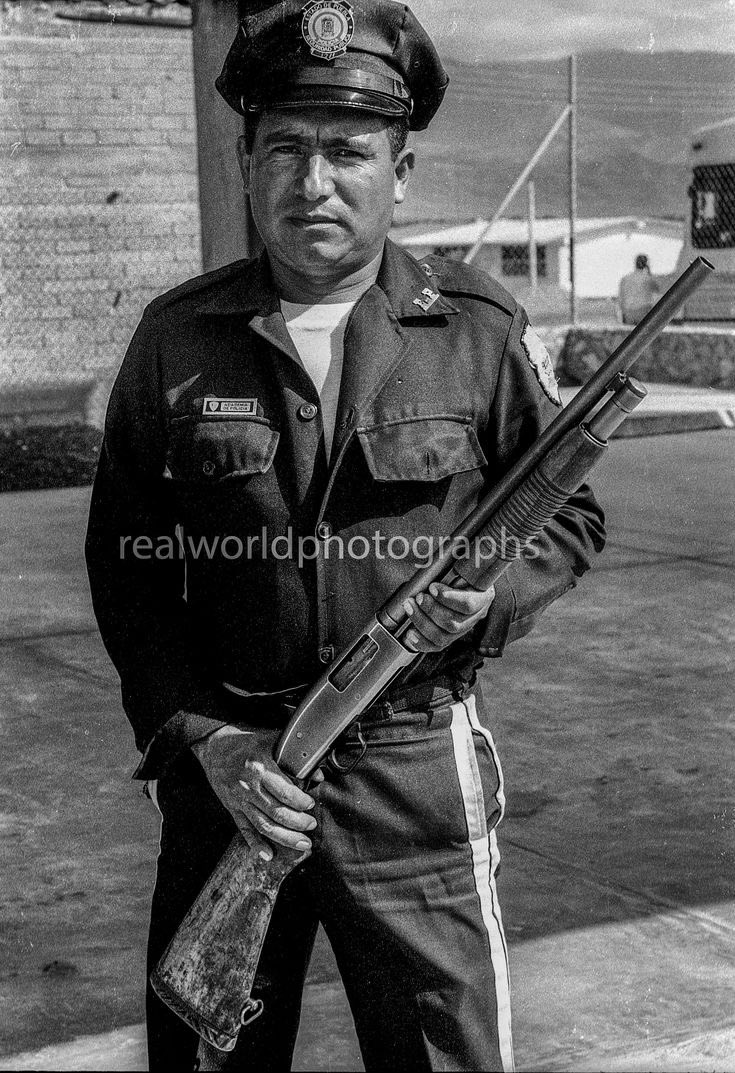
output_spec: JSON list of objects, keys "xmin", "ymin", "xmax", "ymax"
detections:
[{"xmin": 150, "ymin": 835, "xmax": 306, "ymax": 1052}]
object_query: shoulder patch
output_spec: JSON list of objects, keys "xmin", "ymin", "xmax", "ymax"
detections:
[{"xmin": 521, "ymin": 325, "xmax": 561, "ymax": 406}]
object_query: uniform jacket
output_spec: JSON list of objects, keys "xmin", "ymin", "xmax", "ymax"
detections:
[{"xmin": 85, "ymin": 240, "xmax": 605, "ymax": 778}]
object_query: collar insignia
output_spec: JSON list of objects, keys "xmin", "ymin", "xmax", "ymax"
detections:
[
  {"xmin": 301, "ymin": 1, "xmax": 354, "ymax": 59},
  {"xmin": 412, "ymin": 287, "xmax": 440, "ymax": 313}
]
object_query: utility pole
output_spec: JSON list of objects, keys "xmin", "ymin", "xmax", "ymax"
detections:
[
  {"xmin": 568, "ymin": 54, "xmax": 578, "ymax": 324},
  {"xmin": 527, "ymin": 179, "xmax": 537, "ymax": 292},
  {"xmin": 464, "ymin": 105, "xmax": 570, "ymax": 265},
  {"xmin": 191, "ymin": 0, "xmax": 261, "ymax": 271}
]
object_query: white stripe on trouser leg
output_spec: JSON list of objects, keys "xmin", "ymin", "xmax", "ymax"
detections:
[
  {"xmin": 449, "ymin": 698, "xmax": 514, "ymax": 1072},
  {"xmin": 464, "ymin": 697, "xmax": 512, "ymax": 978},
  {"xmin": 464, "ymin": 694, "xmax": 506, "ymax": 822},
  {"xmin": 145, "ymin": 779, "xmax": 165, "ymax": 867},
  {"xmin": 146, "ymin": 779, "xmax": 162, "ymax": 816}
]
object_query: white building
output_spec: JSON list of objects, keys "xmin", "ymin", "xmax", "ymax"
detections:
[{"xmin": 392, "ymin": 217, "xmax": 683, "ymax": 299}]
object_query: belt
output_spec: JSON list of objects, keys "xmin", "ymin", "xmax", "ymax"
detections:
[
  {"xmin": 360, "ymin": 675, "xmax": 468, "ymax": 721},
  {"xmin": 220, "ymin": 674, "xmax": 468, "ymax": 777},
  {"xmin": 221, "ymin": 674, "xmax": 466, "ymax": 721},
  {"xmin": 327, "ymin": 676, "xmax": 469, "ymax": 775},
  {"xmin": 221, "ymin": 680, "xmax": 306, "ymax": 704}
]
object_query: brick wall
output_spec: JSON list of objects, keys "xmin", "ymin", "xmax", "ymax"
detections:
[{"xmin": 0, "ymin": 2, "xmax": 202, "ymax": 425}]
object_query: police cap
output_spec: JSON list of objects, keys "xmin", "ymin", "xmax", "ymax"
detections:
[{"xmin": 216, "ymin": 0, "xmax": 449, "ymax": 132}]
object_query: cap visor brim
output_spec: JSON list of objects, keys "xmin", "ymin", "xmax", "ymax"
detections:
[{"xmin": 269, "ymin": 85, "xmax": 407, "ymax": 119}]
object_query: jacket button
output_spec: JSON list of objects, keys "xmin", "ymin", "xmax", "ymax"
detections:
[
  {"xmin": 319, "ymin": 645, "xmax": 334, "ymax": 664},
  {"xmin": 298, "ymin": 402, "xmax": 318, "ymax": 421},
  {"xmin": 202, "ymin": 460, "xmax": 216, "ymax": 476},
  {"xmin": 316, "ymin": 521, "xmax": 332, "ymax": 539}
]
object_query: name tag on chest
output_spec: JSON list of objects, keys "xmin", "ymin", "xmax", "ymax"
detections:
[{"xmin": 202, "ymin": 397, "xmax": 258, "ymax": 417}]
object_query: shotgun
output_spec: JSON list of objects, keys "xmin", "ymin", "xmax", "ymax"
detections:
[{"xmin": 151, "ymin": 257, "xmax": 713, "ymax": 1052}]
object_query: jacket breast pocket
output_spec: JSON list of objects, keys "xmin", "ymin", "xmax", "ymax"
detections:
[
  {"xmin": 165, "ymin": 416, "xmax": 280, "ymax": 483},
  {"xmin": 357, "ymin": 415, "xmax": 487, "ymax": 482}
]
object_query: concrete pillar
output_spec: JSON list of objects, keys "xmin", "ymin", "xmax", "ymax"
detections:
[{"xmin": 191, "ymin": 0, "xmax": 261, "ymax": 271}]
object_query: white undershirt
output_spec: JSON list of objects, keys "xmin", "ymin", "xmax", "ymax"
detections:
[
  {"xmin": 278, "ymin": 254, "xmax": 381, "ymax": 460},
  {"xmin": 280, "ymin": 299, "xmax": 355, "ymax": 460}
]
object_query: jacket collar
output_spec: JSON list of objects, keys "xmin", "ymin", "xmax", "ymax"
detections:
[
  {"xmin": 328, "ymin": 242, "xmax": 459, "ymax": 460},
  {"xmin": 193, "ymin": 241, "xmax": 460, "ymax": 461},
  {"xmin": 375, "ymin": 238, "xmax": 460, "ymax": 320},
  {"xmin": 193, "ymin": 253, "xmax": 279, "ymax": 319},
  {"xmin": 193, "ymin": 255, "xmax": 306, "ymax": 367},
  {"xmin": 193, "ymin": 239, "xmax": 459, "ymax": 322}
]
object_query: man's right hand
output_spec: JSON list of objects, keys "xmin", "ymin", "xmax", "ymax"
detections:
[{"xmin": 191, "ymin": 725, "xmax": 319, "ymax": 861}]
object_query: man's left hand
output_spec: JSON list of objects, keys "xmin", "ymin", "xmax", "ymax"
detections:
[{"xmin": 403, "ymin": 583, "xmax": 495, "ymax": 653}]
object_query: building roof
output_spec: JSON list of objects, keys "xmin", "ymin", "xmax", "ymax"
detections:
[
  {"xmin": 393, "ymin": 216, "xmax": 683, "ymax": 248},
  {"xmin": 693, "ymin": 115, "xmax": 735, "ymax": 137}
]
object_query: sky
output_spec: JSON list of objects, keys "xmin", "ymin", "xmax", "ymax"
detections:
[{"xmin": 410, "ymin": 0, "xmax": 735, "ymax": 62}]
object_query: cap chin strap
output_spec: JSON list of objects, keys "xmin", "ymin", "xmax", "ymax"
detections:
[
  {"xmin": 241, "ymin": 65, "xmax": 413, "ymax": 117},
  {"xmin": 290, "ymin": 66, "xmax": 411, "ymax": 104}
]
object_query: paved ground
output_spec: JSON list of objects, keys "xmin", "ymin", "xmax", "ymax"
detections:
[{"xmin": 0, "ymin": 424, "xmax": 733, "ymax": 1071}]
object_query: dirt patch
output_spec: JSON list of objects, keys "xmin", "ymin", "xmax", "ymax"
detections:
[{"xmin": 0, "ymin": 426, "xmax": 102, "ymax": 493}]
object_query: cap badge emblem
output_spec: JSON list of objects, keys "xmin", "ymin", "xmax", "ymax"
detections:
[{"xmin": 301, "ymin": 0, "xmax": 354, "ymax": 59}]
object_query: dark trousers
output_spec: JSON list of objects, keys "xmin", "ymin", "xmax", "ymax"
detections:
[{"xmin": 146, "ymin": 695, "xmax": 514, "ymax": 1072}]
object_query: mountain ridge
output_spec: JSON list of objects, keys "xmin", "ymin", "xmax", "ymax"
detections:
[{"xmin": 398, "ymin": 49, "xmax": 735, "ymax": 224}]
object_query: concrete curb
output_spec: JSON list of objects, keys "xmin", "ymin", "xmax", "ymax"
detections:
[
  {"xmin": 615, "ymin": 407, "xmax": 735, "ymax": 437},
  {"xmin": 0, "ymin": 1025, "xmax": 145, "ymax": 1072},
  {"xmin": 565, "ymin": 1023, "xmax": 735, "ymax": 1072},
  {"xmin": 558, "ymin": 382, "xmax": 735, "ymax": 437},
  {"xmin": 4, "ymin": 1019, "xmax": 735, "ymax": 1073}
]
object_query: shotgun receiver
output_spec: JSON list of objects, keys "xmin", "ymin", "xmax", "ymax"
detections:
[{"xmin": 151, "ymin": 258, "xmax": 713, "ymax": 1052}]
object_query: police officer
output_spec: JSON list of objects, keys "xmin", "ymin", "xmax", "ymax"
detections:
[{"xmin": 86, "ymin": 3, "xmax": 605, "ymax": 1070}]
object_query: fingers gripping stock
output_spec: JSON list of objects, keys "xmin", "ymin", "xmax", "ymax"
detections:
[{"xmin": 151, "ymin": 258, "xmax": 713, "ymax": 1053}]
